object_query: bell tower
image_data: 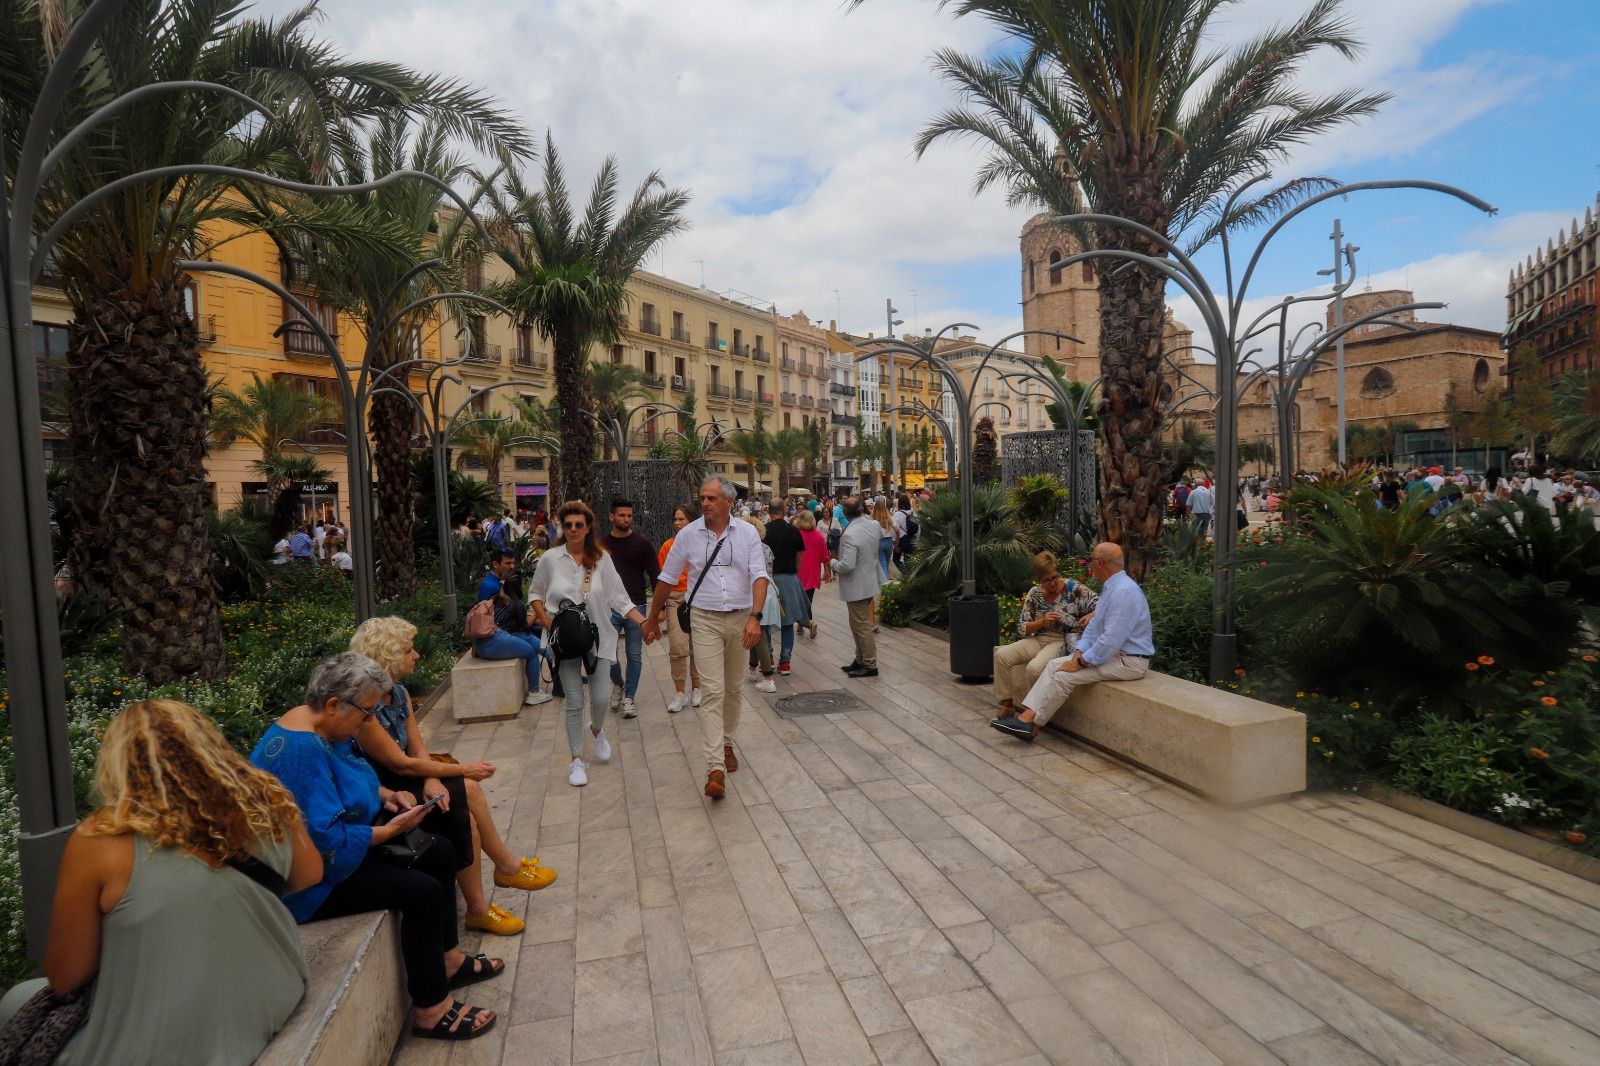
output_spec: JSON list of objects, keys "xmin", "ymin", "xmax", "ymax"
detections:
[{"xmin": 1019, "ymin": 212, "xmax": 1101, "ymax": 382}]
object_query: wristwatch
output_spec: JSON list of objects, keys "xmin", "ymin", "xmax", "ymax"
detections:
[{"xmin": 750, "ymin": 610, "xmax": 763, "ymax": 619}]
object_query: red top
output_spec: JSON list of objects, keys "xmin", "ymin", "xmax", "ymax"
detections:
[{"xmin": 798, "ymin": 528, "xmax": 829, "ymax": 591}]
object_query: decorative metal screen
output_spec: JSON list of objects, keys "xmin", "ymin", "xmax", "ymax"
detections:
[
  {"xmin": 589, "ymin": 459, "xmax": 700, "ymax": 549},
  {"xmin": 1001, "ymin": 429, "xmax": 1097, "ymax": 545}
]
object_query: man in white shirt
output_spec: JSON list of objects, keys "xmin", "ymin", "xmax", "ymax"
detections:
[
  {"xmin": 331, "ymin": 547, "xmax": 353, "ymax": 575},
  {"xmin": 1186, "ymin": 481, "xmax": 1214, "ymax": 540},
  {"xmin": 645, "ymin": 476, "xmax": 770, "ymax": 799}
]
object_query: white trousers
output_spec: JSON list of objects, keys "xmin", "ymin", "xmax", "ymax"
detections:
[{"xmin": 1022, "ymin": 653, "xmax": 1150, "ymax": 726}]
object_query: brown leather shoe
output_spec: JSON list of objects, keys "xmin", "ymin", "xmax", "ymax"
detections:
[
  {"xmin": 724, "ymin": 745, "xmax": 739, "ymax": 772},
  {"xmin": 704, "ymin": 769, "xmax": 726, "ymax": 799}
]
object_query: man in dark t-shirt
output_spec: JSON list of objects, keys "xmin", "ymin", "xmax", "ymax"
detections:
[
  {"xmin": 764, "ymin": 499, "xmax": 809, "ymax": 675},
  {"xmin": 602, "ymin": 499, "xmax": 659, "ymax": 718}
]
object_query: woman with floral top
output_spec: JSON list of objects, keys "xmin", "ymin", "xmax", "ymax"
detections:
[{"xmin": 993, "ymin": 552, "xmax": 1098, "ymax": 717}]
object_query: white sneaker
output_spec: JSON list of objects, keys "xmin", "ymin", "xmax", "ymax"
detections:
[
  {"xmin": 524, "ymin": 690, "xmax": 553, "ymax": 707},
  {"xmin": 756, "ymin": 678, "xmax": 777, "ymax": 693},
  {"xmin": 568, "ymin": 759, "xmax": 588, "ymax": 787},
  {"xmin": 667, "ymin": 692, "xmax": 686, "ymax": 714},
  {"xmin": 691, "ymin": 688, "xmax": 702, "ymax": 707},
  {"xmin": 620, "ymin": 697, "xmax": 637, "ymax": 719},
  {"xmin": 610, "ymin": 687, "xmax": 624, "ymax": 711},
  {"xmin": 747, "ymin": 669, "xmax": 760, "ymax": 684},
  {"xmin": 593, "ymin": 730, "xmax": 612, "ymax": 763}
]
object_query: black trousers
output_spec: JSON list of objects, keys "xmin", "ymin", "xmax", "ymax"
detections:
[
  {"xmin": 310, "ymin": 838, "xmax": 459, "ymax": 1006},
  {"xmin": 374, "ymin": 767, "xmax": 474, "ymax": 871}
]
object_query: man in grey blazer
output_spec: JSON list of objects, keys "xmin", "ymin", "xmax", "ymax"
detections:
[{"xmin": 831, "ymin": 496, "xmax": 883, "ymax": 677}]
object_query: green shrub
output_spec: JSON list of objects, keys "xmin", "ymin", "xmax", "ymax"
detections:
[
  {"xmin": 1389, "ymin": 716, "xmax": 1544, "ymax": 822},
  {"xmin": 1143, "ymin": 562, "xmax": 1212, "ymax": 683},
  {"xmin": 877, "ymin": 581, "xmax": 911, "ymax": 628}
]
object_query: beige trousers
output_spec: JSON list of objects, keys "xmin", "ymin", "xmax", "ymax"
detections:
[
  {"xmin": 690, "ymin": 607, "xmax": 748, "ymax": 773},
  {"xmin": 846, "ymin": 598, "xmax": 877, "ymax": 667},
  {"xmin": 1023, "ymin": 653, "xmax": 1150, "ymax": 726},
  {"xmin": 992, "ymin": 634, "xmax": 1061, "ymax": 704},
  {"xmin": 665, "ymin": 591, "xmax": 700, "ymax": 689}
]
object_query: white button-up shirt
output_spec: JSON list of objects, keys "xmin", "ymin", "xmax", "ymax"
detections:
[
  {"xmin": 529, "ymin": 543, "xmax": 640, "ymax": 662},
  {"xmin": 656, "ymin": 515, "xmax": 769, "ymax": 612}
]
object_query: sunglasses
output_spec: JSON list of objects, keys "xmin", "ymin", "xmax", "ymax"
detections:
[{"xmin": 562, "ymin": 520, "xmax": 587, "ymax": 530}]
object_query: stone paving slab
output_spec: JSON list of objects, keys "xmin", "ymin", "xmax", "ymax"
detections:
[{"xmin": 393, "ymin": 582, "xmax": 1600, "ymax": 1066}]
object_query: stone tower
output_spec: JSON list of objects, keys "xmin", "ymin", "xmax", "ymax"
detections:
[{"xmin": 1019, "ymin": 212, "xmax": 1101, "ymax": 382}]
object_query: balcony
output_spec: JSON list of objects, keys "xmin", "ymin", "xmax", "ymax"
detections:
[
  {"xmin": 730, "ymin": 343, "xmax": 751, "ymax": 358},
  {"xmin": 800, "ymin": 395, "xmax": 815, "ymax": 409},
  {"xmin": 643, "ymin": 372, "xmax": 666, "ymax": 389},
  {"xmin": 753, "ymin": 349, "xmax": 771, "ymax": 363},
  {"xmin": 815, "ymin": 362, "xmax": 829, "ymax": 379},
  {"xmin": 831, "ymin": 412, "xmax": 854, "ymax": 426},
  {"xmin": 462, "ymin": 342, "xmax": 503, "ymax": 366},
  {"xmin": 514, "ymin": 348, "xmax": 550, "ymax": 371},
  {"xmin": 735, "ymin": 387, "xmax": 755, "ymax": 402},
  {"xmin": 283, "ymin": 323, "xmax": 337, "ymax": 359},
  {"xmin": 708, "ymin": 382, "xmax": 732, "ymax": 400},
  {"xmin": 781, "ymin": 357, "xmax": 798, "ymax": 371},
  {"xmin": 705, "ymin": 336, "xmax": 723, "ymax": 352},
  {"xmin": 671, "ymin": 374, "xmax": 689, "ymax": 393},
  {"xmin": 758, "ymin": 392, "xmax": 774, "ymax": 405},
  {"xmin": 195, "ymin": 314, "xmax": 219, "ymax": 346},
  {"xmin": 672, "ymin": 326, "xmax": 692, "ymax": 343},
  {"xmin": 639, "ymin": 316, "xmax": 662, "ymax": 336},
  {"xmin": 780, "ymin": 391, "xmax": 797, "ymax": 405},
  {"xmin": 830, "ymin": 382, "xmax": 854, "ymax": 397}
]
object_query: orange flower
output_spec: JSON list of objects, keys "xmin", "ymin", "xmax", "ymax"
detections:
[
  {"xmin": 1234, "ymin": 667, "xmax": 1247, "ymax": 676},
  {"xmin": 1541, "ymin": 696, "xmax": 1558, "ymax": 706},
  {"xmin": 1533, "ymin": 679, "xmax": 1546, "ymax": 687},
  {"xmin": 1477, "ymin": 655, "xmax": 1495, "ymax": 666},
  {"xmin": 1529, "ymin": 747, "xmax": 1550, "ymax": 760},
  {"xmin": 1584, "ymin": 655, "xmax": 1597, "ymax": 663},
  {"xmin": 1567, "ymin": 830, "xmax": 1588, "ymax": 845},
  {"xmin": 1465, "ymin": 662, "xmax": 1479, "ymax": 671}
]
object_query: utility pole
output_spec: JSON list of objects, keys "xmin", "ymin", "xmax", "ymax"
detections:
[
  {"xmin": 886, "ymin": 298, "xmax": 903, "ymax": 492},
  {"xmin": 1319, "ymin": 220, "xmax": 1357, "ymax": 468}
]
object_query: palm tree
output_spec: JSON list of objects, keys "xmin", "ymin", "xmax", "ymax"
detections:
[
  {"xmin": 5, "ymin": 0, "xmax": 522, "ymax": 682},
  {"xmin": 257, "ymin": 455, "xmax": 334, "ymax": 540},
  {"xmin": 509, "ymin": 394, "xmax": 563, "ymax": 501},
  {"xmin": 289, "ymin": 111, "xmax": 526, "ymax": 599},
  {"xmin": 886, "ymin": 0, "xmax": 1388, "ymax": 578},
  {"xmin": 725, "ymin": 413, "xmax": 772, "ymax": 498},
  {"xmin": 1553, "ymin": 373, "xmax": 1600, "ymax": 463},
  {"xmin": 489, "ymin": 134, "xmax": 690, "ymax": 501},
  {"xmin": 210, "ymin": 373, "xmax": 340, "ymax": 465},
  {"xmin": 454, "ymin": 417, "xmax": 523, "ymax": 505},
  {"xmin": 590, "ymin": 360, "xmax": 654, "ymax": 458},
  {"xmin": 768, "ymin": 427, "xmax": 810, "ymax": 496}
]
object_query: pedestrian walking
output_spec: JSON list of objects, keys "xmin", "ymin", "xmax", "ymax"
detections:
[
  {"xmin": 601, "ymin": 498, "xmax": 658, "ymax": 720},
  {"xmin": 1186, "ymin": 481, "xmax": 1214, "ymax": 540},
  {"xmin": 763, "ymin": 499, "xmax": 810, "ymax": 676},
  {"xmin": 794, "ymin": 508, "xmax": 830, "ymax": 639},
  {"xmin": 832, "ymin": 496, "xmax": 883, "ymax": 678},
  {"xmin": 529, "ymin": 501, "xmax": 649, "ymax": 788},
  {"xmin": 656, "ymin": 505, "xmax": 702, "ymax": 714},
  {"xmin": 643, "ymin": 477, "xmax": 769, "ymax": 799}
]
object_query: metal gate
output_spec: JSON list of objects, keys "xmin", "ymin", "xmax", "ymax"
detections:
[{"xmin": 1000, "ymin": 429, "xmax": 1097, "ymax": 547}]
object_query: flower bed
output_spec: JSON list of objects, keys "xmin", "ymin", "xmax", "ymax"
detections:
[{"xmin": 0, "ymin": 565, "xmax": 464, "ymax": 984}]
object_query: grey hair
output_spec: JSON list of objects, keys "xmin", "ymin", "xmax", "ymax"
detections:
[
  {"xmin": 701, "ymin": 475, "xmax": 738, "ymax": 502},
  {"xmin": 305, "ymin": 651, "xmax": 392, "ymax": 711}
]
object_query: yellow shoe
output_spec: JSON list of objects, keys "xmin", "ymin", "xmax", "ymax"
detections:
[
  {"xmin": 493, "ymin": 857, "xmax": 557, "ymax": 891},
  {"xmin": 464, "ymin": 903, "xmax": 525, "ymax": 936}
]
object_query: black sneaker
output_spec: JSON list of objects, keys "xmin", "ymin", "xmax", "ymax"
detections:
[
  {"xmin": 990, "ymin": 717, "xmax": 1036, "ymax": 741},
  {"xmin": 845, "ymin": 665, "xmax": 879, "ymax": 678},
  {"xmin": 840, "ymin": 661, "xmax": 863, "ymax": 672}
]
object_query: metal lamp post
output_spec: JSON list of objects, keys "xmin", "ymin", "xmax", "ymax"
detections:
[{"xmin": 1048, "ymin": 177, "xmax": 1494, "ymax": 681}]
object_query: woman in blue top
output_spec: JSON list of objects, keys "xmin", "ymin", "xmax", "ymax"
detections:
[{"xmin": 251, "ymin": 653, "xmax": 503, "ymax": 1043}]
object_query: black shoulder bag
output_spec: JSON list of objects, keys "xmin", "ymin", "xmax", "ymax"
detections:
[{"xmin": 677, "ymin": 535, "xmax": 726, "ymax": 634}]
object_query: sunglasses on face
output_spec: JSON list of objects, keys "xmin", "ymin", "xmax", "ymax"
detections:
[{"xmin": 562, "ymin": 520, "xmax": 586, "ymax": 530}]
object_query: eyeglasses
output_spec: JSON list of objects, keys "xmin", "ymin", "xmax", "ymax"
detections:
[
  {"xmin": 562, "ymin": 520, "xmax": 586, "ymax": 530},
  {"xmin": 341, "ymin": 697, "xmax": 379, "ymax": 721}
]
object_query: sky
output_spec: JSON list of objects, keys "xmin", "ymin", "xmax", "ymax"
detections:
[{"xmin": 255, "ymin": 0, "xmax": 1600, "ymax": 353}]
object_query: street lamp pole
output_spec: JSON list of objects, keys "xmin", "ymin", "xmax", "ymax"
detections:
[{"xmin": 886, "ymin": 298, "xmax": 904, "ymax": 493}]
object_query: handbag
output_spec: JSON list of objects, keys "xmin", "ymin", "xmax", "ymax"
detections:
[
  {"xmin": 677, "ymin": 535, "xmax": 726, "ymax": 634},
  {"xmin": 375, "ymin": 824, "xmax": 437, "ymax": 869},
  {"xmin": 0, "ymin": 983, "xmax": 89, "ymax": 1066},
  {"xmin": 462, "ymin": 597, "xmax": 496, "ymax": 640}
]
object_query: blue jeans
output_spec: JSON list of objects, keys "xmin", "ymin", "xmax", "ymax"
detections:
[
  {"xmin": 778, "ymin": 622, "xmax": 795, "ymax": 665},
  {"xmin": 473, "ymin": 631, "xmax": 543, "ymax": 694},
  {"xmin": 1192, "ymin": 512, "xmax": 1212, "ymax": 539},
  {"xmin": 609, "ymin": 604, "xmax": 645, "ymax": 699},
  {"xmin": 878, "ymin": 537, "xmax": 893, "ymax": 580},
  {"xmin": 557, "ymin": 656, "xmax": 613, "ymax": 757}
]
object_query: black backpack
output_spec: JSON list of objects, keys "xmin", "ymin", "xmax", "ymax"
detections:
[{"xmin": 547, "ymin": 601, "xmax": 598, "ymax": 671}]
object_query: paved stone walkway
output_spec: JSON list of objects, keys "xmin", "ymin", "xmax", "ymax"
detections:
[{"xmin": 396, "ymin": 583, "xmax": 1600, "ymax": 1066}]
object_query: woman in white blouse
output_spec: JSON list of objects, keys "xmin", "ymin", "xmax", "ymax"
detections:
[{"xmin": 529, "ymin": 500, "xmax": 649, "ymax": 787}]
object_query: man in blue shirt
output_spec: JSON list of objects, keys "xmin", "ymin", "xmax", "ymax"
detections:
[
  {"xmin": 288, "ymin": 524, "xmax": 316, "ymax": 564},
  {"xmin": 991, "ymin": 542, "xmax": 1154, "ymax": 741}
]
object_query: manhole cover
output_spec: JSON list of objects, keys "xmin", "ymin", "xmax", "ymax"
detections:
[{"xmin": 774, "ymin": 689, "xmax": 861, "ymax": 717}]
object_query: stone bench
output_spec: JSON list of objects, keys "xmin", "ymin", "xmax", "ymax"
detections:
[
  {"xmin": 255, "ymin": 912, "xmax": 404, "ymax": 1066},
  {"xmin": 1051, "ymin": 671, "xmax": 1305, "ymax": 805},
  {"xmin": 450, "ymin": 650, "xmax": 525, "ymax": 723}
]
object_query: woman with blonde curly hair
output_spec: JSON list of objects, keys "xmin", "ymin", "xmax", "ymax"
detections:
[
  {"xmin": 350, "ymin": 616, "xmax": 554, "ymax": 938},
  {"xmin": 0, "ymin": 700, "xmax": 320, "ymax": 1064}
]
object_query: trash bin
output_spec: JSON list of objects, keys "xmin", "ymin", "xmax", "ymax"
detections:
[{"xmin": 947, "ymin": 594, "xmax": 998, "ymax": 681}]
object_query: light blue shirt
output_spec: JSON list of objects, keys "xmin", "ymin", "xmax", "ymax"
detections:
[
  {"xmin": 1073, "ymin": 570, "xmax": 1154, "ymax": 666},
  {"xmin": 1186, "ymin": 485, "xmax": 1214, "ymax": 515}
]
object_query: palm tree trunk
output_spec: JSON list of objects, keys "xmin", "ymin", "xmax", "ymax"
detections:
[
  {"xmin": 369, "ymin": 384, "xmax": 417, "ymax": 599},
  {"xmin": 1094, "ymin": 215, "xmax": 1172, "ymax": 584},
  {"xmin": 555, "ymin": 325, "xmax": 595, "ymax": 503},
  {"xmin": 66, "ymin": 273, "xmax": 227, "ymax": 682}
]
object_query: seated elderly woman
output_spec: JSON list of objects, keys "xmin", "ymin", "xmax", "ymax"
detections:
[
  {"xmin": 0, "ymin": 700, "xmax": 319, "ymax": 1066},
  {"xmin": 993, "ymin": 551, "xmax": 1098, "ymax": 717},
  {"xmin": 350, "ymin": 616, "xmax": 555, "ymax": 937},
  {"xmin": 251, "ymin": 652, "xmax": 502, "ymax": 1043}
]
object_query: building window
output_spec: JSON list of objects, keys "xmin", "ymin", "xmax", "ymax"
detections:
[
  {"xmin": 1048, "ymin": 249, "xmax": 1063, "ymax": 285},
  {"xmin": 33, "ymin": 322, "xmax": 70, "ymax": 421},
  {"xmin": 1359, "ymin": 366, "xmax": 1396, "ymax": 398},
  {"xmin": 1473, "ymin": 358, "xmax": 1491, "ymax": 394},
  {"xmin": 1028, "ymin": 259, "xmax": 1036, "ymax": 293},
  {"xmin": 675, "ymin": 356, "xmax": 687, "ymax": 379},
  {"xmin": 281, "ymin": 296, "xmax": 338, "ymax": 356},
  {"xmin": 273, "ymin": 372, "xmax": 345, "ymax": 442},
  {"xmin": 611, "ymin": 344, "xmax": 624, "ymax": 365},
  {"xmin": 1083, "ymin": 260, "xmax": 1094, "ymax": 283}
]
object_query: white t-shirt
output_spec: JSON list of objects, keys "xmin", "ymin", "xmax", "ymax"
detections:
[
  {"xmin": 1424, "ymin": 474, "xmax": 1445, "ymax": 492},
  {"xmin": 332, "ymin": 550, "xmax": 353, "ymax": 573},
  {"xmin": 272, "ymin": 539, "xmax": 291, "ymax": 565},
  {"xmin": 892, "ymin": 509, "xmax": 909, "ymax": 537},
  {"xmin": 313, "ymin": 525, "xmax": 326, "ymax": 553}
]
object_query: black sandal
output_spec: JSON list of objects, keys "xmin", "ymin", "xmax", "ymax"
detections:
[
  {"xmin": 447, "ymin": 952, "xmax": 504, "ymax": 990},
  {"xmin": 411, "ymin": 1000, "xmax": 496, "ymax": 1041}
]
